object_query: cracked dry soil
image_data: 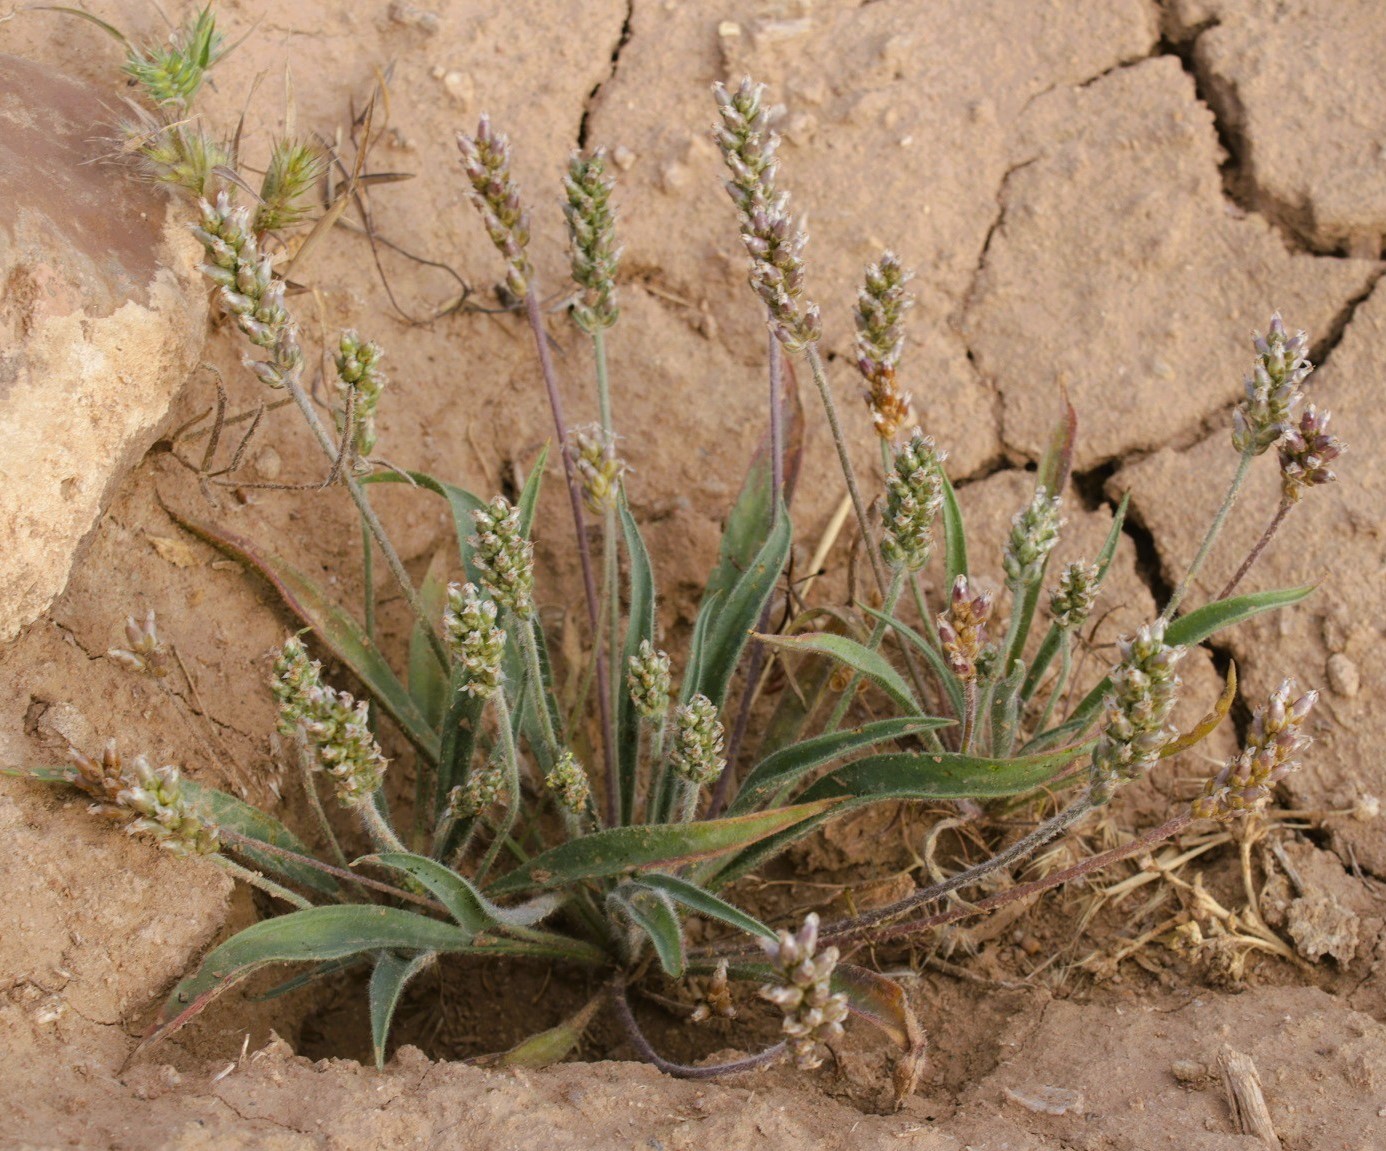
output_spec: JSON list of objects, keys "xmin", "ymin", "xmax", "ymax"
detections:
[{"xmin": 3, "ymin": 2, "xmax": 1386, "ymax": 1148}]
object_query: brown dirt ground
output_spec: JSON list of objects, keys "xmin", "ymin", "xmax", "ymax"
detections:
[{"xmin": 3, "ymin": 2, "xmax": 1385, "ymax": 1148}]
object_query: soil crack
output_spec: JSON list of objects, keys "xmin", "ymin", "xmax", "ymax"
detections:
[{"xmin": 576, "ymin": 0, "xmax": 634, "ymax": 150}]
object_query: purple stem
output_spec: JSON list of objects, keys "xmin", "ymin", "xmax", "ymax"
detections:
[
  {"xmin": 610, "ymin": 978, "xmax": 786, "ymax": 1078},
  {"xmin": 522, "ymin": 289, "xmax": 617, "ymax": 826},
  {"xmin": 1216, "ymin": 498, "xmax": 1293, "ymax": 602}
]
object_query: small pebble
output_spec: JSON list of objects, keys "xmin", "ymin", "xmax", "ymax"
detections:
[{"xmin": 1326, "ymin": 652, "xmax": 1360, "ymax": 698}]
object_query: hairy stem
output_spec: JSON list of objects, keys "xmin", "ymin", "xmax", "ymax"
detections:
[
  {"xmin": 294, "ymin": 732, "xmax": 350, "ymax": 870},
  {"xmin": 593, "ymin": 328, "xmax": 623, "ymax": 826},
  {"xmin": 519, "ymin": 618, "xmax": 562, "ymax": 765},
  {"xmin": 525, "ymin": 291, "xmax": 614, "ymax": 822},
  {"xmin": 1033, "ymin": 633, "xmax": 1072, "ymax": 738},
  {"xmin": 357, "ymin": 799, "xmax": 407, "ymax": 854},
  {"xmin": 1217, "ymin": 497, "xmax": 1293, "ymax": 601},
  {"xmin": 212, "ymin": 854, "xmax": 313, "ymax": 909},
  {"xmin": 803, "ymin": 344, "xmax": 888, "ymax": 598},
  {"xmin": 611, "ymin": 978, "xmax": 786, "ymax": 1078},
  {"xmin": 1163, "ymin": 446, "xmax": 1255, "ymax": 620},
  {"xmin": 768, "ymin": 329, "xmax": 785, "ymax": 521},
  {"xmin": 474, "ymin": 693, "xmax": 522, "ymax": 884}
]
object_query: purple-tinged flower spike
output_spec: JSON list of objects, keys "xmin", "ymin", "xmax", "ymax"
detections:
[
  {"xmin": 855, "ymin": 252, "xmax": 915, "ymax": 442},
  {"xmin": 1232, "ymin": 313, "xmax": 1313, "ymax": 455},
  {"xmin": 1193, "ymin": 679, "xmax": 1316, "ymax": 821},
  {"xmin": 881, "ymin": 431, "xmax": 945, "ymax": 572},
  {"xmin": 563, "ymin": 148, "xmax": 621, "ymax": 333},
  {"xmin": 297, "ymin": 685, "xmax": 389, "ymax": 807},
  {"xmin": 107, "ymin": 608, "xmax": 169, "ymax": 678},
  {"xmin": 714, "ymin": 77, "xmax": 822, "ymax": 351},
  {"xmin": 937, "ymin": 575, "xmax": 993, "ymax": 681},
  {"xmin": 1089, "ymin": 621, "xmax": 1185, "ymax": 803},
  {"xmin": 1278, "ymin": 405, "xmax": 1343, "ymax": 503},
  {"xmin": 456, "ymin": 115, "xmax": 534, "ymax": 300},
  {"xmin": 759, "ymin": 913, "xmax": 849, "ymax": 1071}
]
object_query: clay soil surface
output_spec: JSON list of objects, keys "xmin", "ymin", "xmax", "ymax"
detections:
[{"xmin": 3, "ymin": 2, "xmax": 1386, "ymax": 1148}]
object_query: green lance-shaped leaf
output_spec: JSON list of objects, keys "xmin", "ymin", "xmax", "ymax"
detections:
[
  {"xmin": 729, "ymin": 716, "xmax": 953, "ymax": 815},
  {"xmin": 360, "ymin": 851, "xmax": 564, "ymax": 933},
  {"xmin": 609, "ymin": 883, "xmax": 685, "ymax": 977},
  {"xmin": 1025, "ymin": 584, "xmax": 1316, "ymax": 752},
  {"xmin": 709, "ymin": 743, "xmax": 1087, "ymax": 889},
  {"xmin": 515, "ymin": 442, "xmax": 550, "ymax": 537},
  {"xmin": 618, "ymin": 498, "xmax": 657, "ymax": 825},
  {"xmin": 683, "ymin": 504, "xmax": 792, "ymax": 712},
  {"xmin": 364, "ymin": 470, "xmax": 487, "ymax": 582},
  {"xmin": 472, "ymin": 994, "xmax": 604, "ymax": 1070},
  {"xmin": 632, "ymin": 873, "xmax": 777, "ymax": 942},
  {"xmin": 858, "ymin": 603, "xmax": 965, "ymax": 718},
  {"xmin": 183, "ymin": 780, "xmax": 341, "ymax": 896},
  {"xmin": 487, "ymin": 799, "xmax": 842, "ymax": 895},
  {"xmin": 144, "ymin": 906, "xmax": 475, "ymax": 1048},
  {"xmin": 435, "ymin": 672, "xmax": 486, "ymax": 836},
  {"xmin": 940, "ymin": 468, "xmax": 969, "ymax": 591},
  {"xmin": 751, "ymin": 608, "xmax": 858, "ymax": 759},
  {"xmin": 369, "ymin": 950, "xmax": 436, "ymax": 1070},
  {"xmin": 164, "ymin": 508, "xmax": 439, "ymax": 763},
  {"xmin": 752, "ymin": 630, "xmax": 919, "ymax": 715}
]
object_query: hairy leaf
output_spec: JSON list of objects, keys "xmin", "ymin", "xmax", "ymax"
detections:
[
  {"xmin": 369, "ymin": 950, "xmax": 435, "ymax": 1069},
  {"xmin": 361, "ymin": 851, "xmax": 564, "ymax": 933},
  {"xmin": 754, "ymin": 631, "xmax": 918, "ymax": 715},
  {"xmin": 633, "ymin": 873, "xmax": 776, "ymax": 942},
  {"xmin": 940, "ymin": 469, "xmax": 968, "ymax": 591},
  {"xmin": 610, "ymin": 884, "xmax": 685, "ymax": 977}
]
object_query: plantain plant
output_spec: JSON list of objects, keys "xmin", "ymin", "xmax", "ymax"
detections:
[{"xmin": 22, "ymin": 6, "xmax": 1337, "ymax": 1099}]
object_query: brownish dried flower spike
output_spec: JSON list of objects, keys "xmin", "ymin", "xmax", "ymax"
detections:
[
  {"xmin": 855, "ymin": 252, "xmax": 914, "ymax": 441},
  {"xmin": 456, "ymin": 115, "xmax": 534, "ymax": 299},
  {"xmin": 1279, "ymin": 405, "xmax": 1343, "ymax": 503},
  {"xmin": 107, "ymin": 608, "xmax": 169, "ymax": 677},
  {"xmin": 1193, "ymin": 679, "xmax": 1316, "ymax": 821},
  {"xmin": 759, "ymin": 913, "xmax": 848, "ymax": 1071},
  {"xmin": 937, "ymin": 575, "xmax": 993, "ymax": 680},
  {"xmin": 65, "ymin": 741, "xmax": 128, "ymax": 811}
]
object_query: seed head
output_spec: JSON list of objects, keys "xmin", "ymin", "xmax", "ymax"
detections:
[
  {"xmin": 669, "ymin": 693, "xmax": 726, "ymax": 787},
  {"xmin": 1278, "ymin": 405, "xmax": 1343, "ymax": 504},
  {"xmin": 563, "ymin": 148, "xmax": 621, "ymax": 332},
  {"xmin": 1232, "ymin": 313, "xmax": 1313, "ymax": 455},
  {"xmin": 714, "ymin": 78, "xmax": 821, "ymax": 351},
  {"xmin": 122, "ymin": 5, "xmax": 225, "ymax": 109},
  {"xmin": 880, "ymin": 431, "xmax": 945, "ymax": 571},
  {"xmin": 117, "ymin": 104, "xmax": 228, "ymax": 197},
  {"xmin": 298, "ymin": 685, "xmax": 389, "ymax": 807},
  {"xmin": 759, "ymin": 913, "xmax": 849, "ymax": 1071},
  {"xmin": 1049, "ymin": 560, "xmax": 1099, "ymax": 632},
  {"xmin": 571, "ymin": 424, "xmax": 626, "ymax": 515},
  {"xmin": 335, "ymin": 330, "xmax": 389, "ymax": 458},
  {"xmin": 1089, "ymin": 621, "xmax": 1185, "ymax": 803},
  {"xmin": 547, "ymin": 750, "xmax": 591, "ymax": 814},
  {"xmin": 107, "ymin": 608, "xmax": 169, "ymax": 678},
  {"xmin": 456, "ymin": 115, "xmax": 534, "ymax": 299},
  {"xmin": 855, "ymin": 252, "xmax": 915, "ymax": 441},
  {"xmin": 1003, "ymin": 487, "xmax": 1063, "ymax": 588},
  {"xmin": 470, "ymin": 496, "xmax": 535, "ymax": 619},
  {"xmin": 255, "ymin": 138, "xmax": 329, "ymax": 234},
  {"xmin": 271, "ymin": 635, "xmax": 324, "ymax": 736},
  {"xmin": 448, "ymin": 759, "xmax": 507, "ymax": 819},
  {"xmin": 117, "ymin": 756, "xmax": 221, "ymax": 856},
  {"xmin": 628, "ymin": 640, "xmax": 672, "ymax": 719},
  {"xmin": 1193, "ymin": 679, "xmax": 1316, "ymax": 821},
  {"xmin": 444, "ymin": 582, "xmax": 506, "ymax": 699},
  {"xmin": 65, "ymin": 741, "xmax": 130, "ymax": 813},
  {"xmin": 937, "ymin": 575, "xmax": 993, "ymax": 681}
]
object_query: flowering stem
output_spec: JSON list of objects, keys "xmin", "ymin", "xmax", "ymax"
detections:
[
  {"xmin": 294, "ymin": 732, "xmax": 350, "ymax": 870},
  {"xmin": 1217, "ymin": 497, "xmax": 1293, "ymax": 602},
  {"xmin": 710, "ymin": 640, "xmax": 767, "ymax": 818},
  {"xmin": 1034, "ymin": 633, "xmax": 1073, "ymax": 738},
  {"xmin": 361, "ymin": 522, "xmax": 376, "ymax": 642},
  {"xmin": 525, "ymin": 290, "xmax": 614, "ymax": 824},
  {"xmin": 960, "ymin": 679, "xmax": 979, "ymax": 754},
  {"xmin": 357, "ymin": 798, "xmax": 407, "ymax": 854},
  {"xmin": 281, "ymin": 371, "xmax": 449, "ymax": 669},
  {"xmin": 474, "ymin": 694, "xmax": 522, "ymax": 885},
  {"xmin": 803, "ymin": 344, "xmax": 888, "ymax": 598},
  {"xmin": 610, "ymin": 977, "xmax": 786, "ymax": 1078},
  {"xmin": 212, "ymin": 854, "xmax": 313, "ymax": 909},
  {"xmin": 769, "ymin": 330, "xmax": 785, "ymax": 522},
  {"xmin": 592, "ymin": 329, "xmax": 624, "ymax": 826},
  {"xmin": 823, "ymin": 810, "xmax": 1192, "ymax": 949},
  {"xmin": 1163, "ymin": 446, "xmax": 1255, "ymax": 620},
  {"xmin": 645, "ymin": 713, "xmax": 672, "ymax": 825},
  {"xmin": 825, "ymin": 568, "xmax": 906, "ymax": 732}
]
